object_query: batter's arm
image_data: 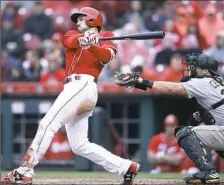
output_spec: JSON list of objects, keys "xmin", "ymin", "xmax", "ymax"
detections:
[
  {"xmin": 87, "ymin": 45, "xmax": 116, "ymax": 63},
  {"xmin": 62, "ymin": 30, "xmax": 83, "ymax": 49}
]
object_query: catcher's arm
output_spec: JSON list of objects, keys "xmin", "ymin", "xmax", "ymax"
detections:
[
  {"xmin": 114, "ymin": 71, "xmax": 187, "ymax": 96},
  {"xmin": 149, "ymin": 81, "xmax": 187, "ymax": 96}
]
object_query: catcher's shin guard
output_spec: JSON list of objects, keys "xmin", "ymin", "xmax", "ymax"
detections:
[{"xmin": 175, "ymin": 126, "xmax": 216, "ymax": 172}]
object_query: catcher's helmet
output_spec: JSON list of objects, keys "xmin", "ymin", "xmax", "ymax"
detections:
[
  {"xmin": 71, "ymin": 7, "xmax": 103, "ymax": 31},
  {"xmin": 182, "ymin": 53, "xmax": 219, "ymax": 77}
]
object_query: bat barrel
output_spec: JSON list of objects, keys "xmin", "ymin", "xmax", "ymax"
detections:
[
  {"xmin": 133, "ymin": 31, "xmax": 165, "ymax": 40},
  {"xmin": 100, "ymin": 31, "xmax": 165, "ymax": 41}
]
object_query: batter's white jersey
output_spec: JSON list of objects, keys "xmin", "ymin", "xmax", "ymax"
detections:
[{"xmin": 181, "ymin": 77, "xmax": 224, "ymax": 125}]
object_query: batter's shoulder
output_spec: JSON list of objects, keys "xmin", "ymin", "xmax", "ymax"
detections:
[
  {"xmin": 64, "ymin": 30, "xmax": 80, "ymax": 36},
  {"xmin": 100, "ymin": 31, "xmax": 115, "ymax": 37}
]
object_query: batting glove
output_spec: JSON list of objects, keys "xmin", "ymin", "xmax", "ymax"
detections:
[
  {"xmin": 78, "ymin": 36, "xmax": 91, "ymax": 49},
  {"xmin": 84, "ymin": 31, "xmax": 100, "ymax": 45},
  {"xmin": 88, "ymin": 33, "xmax": 100, "ymax": 45}
]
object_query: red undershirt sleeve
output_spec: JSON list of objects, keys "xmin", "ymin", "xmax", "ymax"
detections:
[{"xmin": 62, "ymin": 31, "xmax": 83, "ymax": 49}]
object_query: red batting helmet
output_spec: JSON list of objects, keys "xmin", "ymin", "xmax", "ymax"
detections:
[
  {"xmin": 164, "ymin": 114, "xmax": 179, "ymax": 126},
  {"xmin": 71, "ymin": 7, "xmax": 103, "ymax": 31}
]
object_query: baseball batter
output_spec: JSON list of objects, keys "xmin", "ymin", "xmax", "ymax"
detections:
[
  {"xmin": 115, "ymin": 53, "xmax": 224, "ymax": 184},
  {"xmin": 1, "ymin": 7, "xmax": 140, "ymax": 185}
]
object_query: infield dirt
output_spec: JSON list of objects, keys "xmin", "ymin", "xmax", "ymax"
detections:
[{"xmin": 33, "ymin": 178, "xmax": 224, "ymax": 185}]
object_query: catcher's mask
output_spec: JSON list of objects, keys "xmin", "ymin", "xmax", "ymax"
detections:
[{"xmin": 182, "ymin": 53, "xmax": 219, "ymax": 78}]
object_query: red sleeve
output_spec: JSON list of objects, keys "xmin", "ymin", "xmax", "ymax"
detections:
[
  {"xmin": 148, "ymin": 135, "xmax": 159, "ymax": 153},
  {"xmin": 87, "ymin": 45, "xmax": 113, "ymax": 63},
  {"xmin": 100, "ymin": 31, "xmax": 118, "ymax": 52},
  {"xmin": 87, "ymin": 31, "xmax": 117, "ymax": 64},
  {"xmin": 62, "ymin": 30, "xmax": 83, "ymax": 49}
]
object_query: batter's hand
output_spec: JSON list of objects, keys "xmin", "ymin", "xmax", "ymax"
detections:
[
  {"xmin": 78, "ymin": 37, "xmax": 91, "ymax": 49},
  {"xmin": 88, "ymin": 33, "xmax": 99, "ymax": 45},
  {"xmin": 84, "ymin": 31, "xmax": 100, "ymax": 45}
]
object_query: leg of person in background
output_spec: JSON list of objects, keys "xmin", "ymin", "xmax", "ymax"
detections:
[{"xmin": 65, "ymin": 112, "xmax": 140, "ymax": 185}]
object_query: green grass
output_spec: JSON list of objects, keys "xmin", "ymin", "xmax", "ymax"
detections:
[{"xmin": 1, "ymin": 170, "xmax": 224, "ymax": 179}]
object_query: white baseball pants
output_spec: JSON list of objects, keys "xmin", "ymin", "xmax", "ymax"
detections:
[{"xmin": 17, "ymin": 74, "xmax": 132, "ymax": 177}]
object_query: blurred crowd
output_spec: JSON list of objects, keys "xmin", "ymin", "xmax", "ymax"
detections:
[{"xmin": 1, "ymin": 0, "xmax": 224, "ymax": 85}]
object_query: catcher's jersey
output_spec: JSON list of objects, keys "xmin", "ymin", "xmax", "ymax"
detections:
[{"xmin": 181, "ymin": 77, "xmax": 224, "ymax": 125}]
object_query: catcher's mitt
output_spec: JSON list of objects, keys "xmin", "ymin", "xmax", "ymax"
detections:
[{"xmin": 114, "ymin": 71, "xmax": 140, "ymax": 87}]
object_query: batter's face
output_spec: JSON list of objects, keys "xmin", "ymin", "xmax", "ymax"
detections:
[{"xmin": 77, "ymin": 15, "xmax": 90, "ymax": 33}]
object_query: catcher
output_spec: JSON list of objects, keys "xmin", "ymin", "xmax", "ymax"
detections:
[{"xmin": 115, "ymin": 53, "xmax": 224, "ymax": 184}]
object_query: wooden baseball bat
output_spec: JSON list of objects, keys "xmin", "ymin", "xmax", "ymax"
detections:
[{"xmin": 100, "ymin": 31, "xmax": 165, "ymax": 41}]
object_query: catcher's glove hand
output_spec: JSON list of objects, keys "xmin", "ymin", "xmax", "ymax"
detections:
[{"xmin": 114, "ymin": 71, "xmax": 141, "ymax": 87}]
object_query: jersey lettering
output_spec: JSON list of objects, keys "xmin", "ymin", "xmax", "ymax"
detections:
[{"xmin": 209, "ymin": 79, "xmax": 224, "ymax": 96}]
